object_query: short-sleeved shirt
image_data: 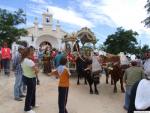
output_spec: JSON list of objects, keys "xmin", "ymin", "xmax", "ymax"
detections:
[
  {"xmin": 124, "ymin": 66, "xmax": 144, "ymax": 86},
  {"xmin": 57, "ymin": 66, "xmax": 70, "ymax": 87},
  {"xmin": 22, "ymin": 58, "xmax": 35, "ymax": 78}
]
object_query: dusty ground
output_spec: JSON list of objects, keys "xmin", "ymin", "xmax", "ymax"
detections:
[{"xmin": 0, "ymin": 72, "xmax": 126, "ymax": 113}]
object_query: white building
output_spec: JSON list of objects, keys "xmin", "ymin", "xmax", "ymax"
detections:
[{"xmin": 12, "ymin": 10, "xmax": 67, "ymax": 53}]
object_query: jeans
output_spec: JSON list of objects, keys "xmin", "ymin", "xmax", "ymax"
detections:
[
  {"xmin": 14, "ymin": 74, "xmax": 23, "ymax": 98},
  {"xmin": 124, "ymin": 85, "xmax": 132, "ymax": 110},
  {"xmin": 23, "ymin": 76, "xmax": 36, "ymax": 111},
  {"xmin": 2, "ymin": 59, "xmax": 10, "ymax": 75},
  {"xmin": 58, "ymin": 87, "xmax": 69, "ymax": 113}
]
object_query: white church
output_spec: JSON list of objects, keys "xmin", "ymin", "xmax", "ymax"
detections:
[{"xmin": 12, "ymin": 10, "xmax": 67, "ymax": 52}]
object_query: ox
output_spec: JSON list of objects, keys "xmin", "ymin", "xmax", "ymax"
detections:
[
  {"xmin": 76, "ymin": 56, "xmax": 87, "ymax": 85},
  {"xmin": 84, "ymin": 55, "xmax": 101, "ymax": 95},
  {"xmin": 101, "ymin": 54, "xmax": 129, "ymax": 93}
]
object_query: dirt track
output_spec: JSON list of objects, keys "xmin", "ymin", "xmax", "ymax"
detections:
[{"xmin": 0, "ymin": 72, "xmax": 126, "ymax": 113}]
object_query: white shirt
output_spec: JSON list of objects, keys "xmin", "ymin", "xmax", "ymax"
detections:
[
  {"xmin": 22, "ymin": 58, "xmax": 35, "ymax": 78},
  {"xmin": 135, "ymin": 79, "xmax": 150, "ymax": 110}
]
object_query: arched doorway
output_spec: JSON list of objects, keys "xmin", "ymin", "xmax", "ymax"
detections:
[
  {"xmin": 36, "ymin": 35, "xmax": 59, "ymax": 50},
  {"xmin": 40, "ymin": 41, "xmax": 52, "ymax": 50}
]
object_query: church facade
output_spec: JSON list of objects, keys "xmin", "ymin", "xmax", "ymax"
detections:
[{"xmin": 12, "ymin": 10, "xmax": 67, "ymax": 52}]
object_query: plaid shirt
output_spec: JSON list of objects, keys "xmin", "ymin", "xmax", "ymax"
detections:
[{"xmin": 12, "ymin": 52, "xmax": 23, "ymax": 75}]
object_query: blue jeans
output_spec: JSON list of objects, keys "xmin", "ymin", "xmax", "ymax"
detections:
[
  {"xmin": 2, "ymin": 59, "xmax": 10, "ymax": 75},
  {"xmin": 14, "ymin": 74, "xmax": 23, "ymax": 98},
  {"xmin": 124, "ymin": 85, "xmax": 132, "ymax": 110}
]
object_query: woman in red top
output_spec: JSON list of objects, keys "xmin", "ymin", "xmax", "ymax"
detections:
[{"xmin": 1, "ymin": 42, "xmax": 11, "ymax": 76}]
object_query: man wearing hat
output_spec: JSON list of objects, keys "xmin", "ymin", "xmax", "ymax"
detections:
[{"xmin": 12, "ymin": 45, "xmax": 25, "ymax": 101}]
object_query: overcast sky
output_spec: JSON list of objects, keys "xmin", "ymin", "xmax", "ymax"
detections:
[{"xmin": 0, "ymin": 0, "xmax": 150, "ymax": 46}]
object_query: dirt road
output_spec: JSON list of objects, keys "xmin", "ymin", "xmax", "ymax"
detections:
[{"xmin": 0, "ymin": 72, "xmax": 126, "ymax": 113}]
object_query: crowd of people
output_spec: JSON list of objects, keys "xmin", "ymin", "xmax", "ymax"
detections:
[
  {"xmin": 0, "ymin": 41, "xmax": 150, "ymax": 113},
  {"xmin": 125, "ymin": 52, "xmax": 150, "ymax": 113}
]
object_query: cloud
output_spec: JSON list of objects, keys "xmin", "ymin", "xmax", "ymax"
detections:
[
  {"xmin": 29, "ymin": 4, "xmax": 94, "ymax": 27},
  {"xmin": 76, "ymin": 0, "xmax": 149, "ymax": 34},
  {"xmin": 29, "ymin": 0, "xmax": 47, "ymax": 4},
  {"xmin": 47, "ymin": 6, "xmax": 94, "ymax": 27},
  {"xmin": 100, "ymin": 0, "xmax": 147, "ymax": 32},
  {"xmin": 0, "ymin": 5, "xmax": 16, "ymax": 11}
]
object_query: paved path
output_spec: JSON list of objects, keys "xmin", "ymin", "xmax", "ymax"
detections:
[{"xmin": 0, "ymin": 72, "xmax": 126, "ymax": 113}]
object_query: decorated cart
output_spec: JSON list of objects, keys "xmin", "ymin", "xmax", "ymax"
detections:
[{"xmin": 62, "ymin": 27, "xmax": 97, "ymax": 71}]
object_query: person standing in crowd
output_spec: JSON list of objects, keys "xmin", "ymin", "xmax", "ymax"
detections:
[
  {"xmin": 123, "ymin": 61, "xmax": 144, "ymax": 110},
  {"xmin": 135, "ymin": 55, "xmax": 143, "ymax": 67},
  {"xmin": 38, "ymin": 47, "xmax": 43, "ymax": 69},
  {"xmin": 54, "ymin": 51, "xmax": 63, "ymax": 68},
  {"xmin": 1, "ymin": 42, "xmax": 11, "ymax": 76},
  {"xmin": 50, "ymin": 57, "xmax": 70, "ymax": 113},
  {"xmin": 29, "ymin": 46, "xmax": 40, "ymax": 85},
  {"xmin": 43, "ymin": 47, "xmax": 51, "ymax": 74},
  {"xmin": 143, "ymin": 51, "xmax": 150, "ymax": 72},
  {"xmin": 128, "ymin": 70, "xmax": 150, "ymax": 113},
  {"xmin": 12, "ymin": 45, "xmax": 25, "ymax": 101},
  {"xmin": 21, "ymin": 47, "xmax": 39, "ymax": 113}
]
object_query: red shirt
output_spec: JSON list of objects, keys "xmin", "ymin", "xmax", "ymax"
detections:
[{"xmin": 1, "ymin": 48, "xmax": 11, "ymax": 59}]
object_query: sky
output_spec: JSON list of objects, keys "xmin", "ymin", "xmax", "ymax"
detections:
[{"xmin": 0, "ymin": 0, "xmax": 150, "ymax": 46}]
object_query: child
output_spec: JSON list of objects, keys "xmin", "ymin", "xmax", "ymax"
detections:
[
  {"xmin": 21, "ymin": 47, "xmax": 39, "ymax": 113},
  {"xmin": 50, "ymin": 57, "xmax": 70, "ymax": 113}
]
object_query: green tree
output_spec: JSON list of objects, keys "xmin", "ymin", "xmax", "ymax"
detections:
[
  {"xmin": 0, "ymin": 8, "xmax": 27, "ymax": 47},
  {"xmin": 143, "ymin": 0, "xmax": 150, "ymax": 27},
  {"xmin": 141, "ymin": 44, "xmax": 150, "ymax": 53},
  {"xmin": 104, "ymin": 27, "xmax": 138, "ymax": 54}
]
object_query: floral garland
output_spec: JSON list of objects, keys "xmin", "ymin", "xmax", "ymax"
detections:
[{"xmin": 67, "ymin": 52, "xmax": 76, "ymax": 64}]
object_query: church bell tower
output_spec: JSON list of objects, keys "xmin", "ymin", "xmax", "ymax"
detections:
[{"xmin": 42, "ymin": 9, "xmax": 53, "ymax": 30}]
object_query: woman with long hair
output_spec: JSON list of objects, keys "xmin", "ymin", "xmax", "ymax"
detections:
[{"xmin": 21, "ymin": 47, "xmax": 39, "ymax": 113}]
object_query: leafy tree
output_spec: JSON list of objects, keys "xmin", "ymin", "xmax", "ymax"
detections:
[
  {"xmin": 143, "ymin": 0, "xmax": 150, "ymax": 27},
  {"xmin": 0, "ymin": 8, "xmax": 27, "ymax": 47},
  {"xmin": 16, "ymin": 40, "xmax": 28, "ymax": 47},
  {"xmin": 141, "ymin": 44, "xmax": 150, "ymax": 53},
  {"xmin": 104, "ymin": 27, "xmax": 138, "ymax": 54}
]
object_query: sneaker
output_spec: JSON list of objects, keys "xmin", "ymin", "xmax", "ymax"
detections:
[
  {"xmin": 31, "ymin": 105, "xmax": 39, "ymax": 109},
  {"xmin": 25, "ymin": 110, "xmax": 36, "ymax": 113},
  {"xmin": 14, "ymin": 97, "xmax": 23, "ymax": 101},
  {"xmin": 20, "ymin": 94, "xmax": 26, "ymax": 98}
]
